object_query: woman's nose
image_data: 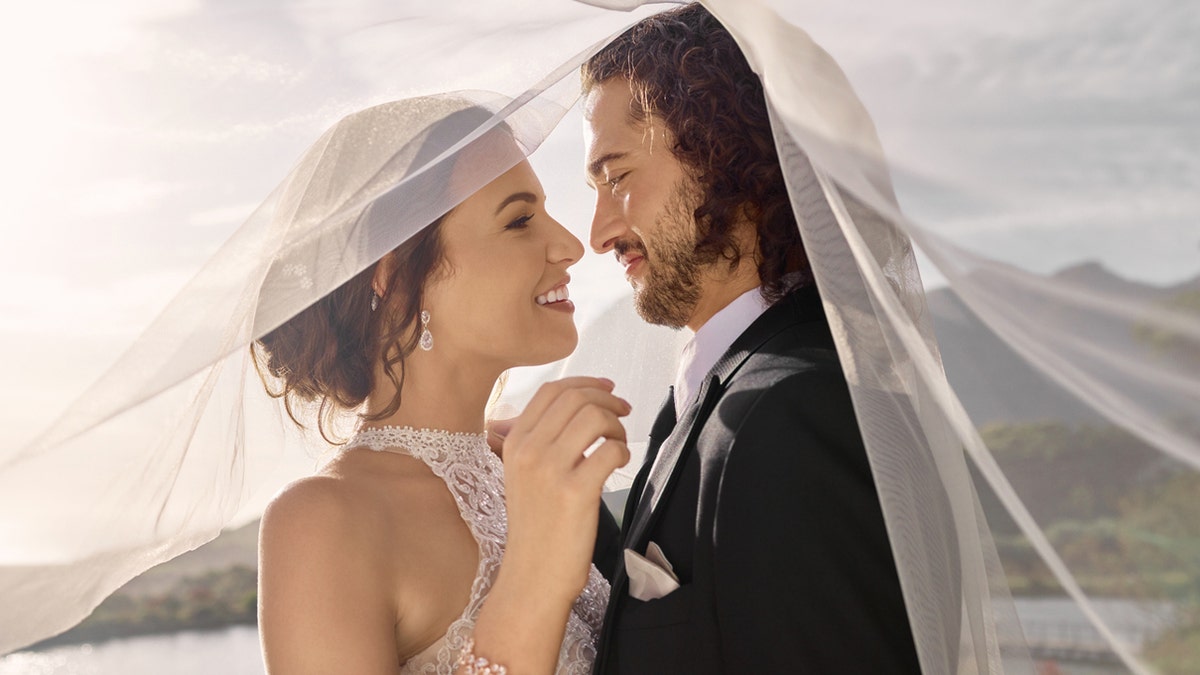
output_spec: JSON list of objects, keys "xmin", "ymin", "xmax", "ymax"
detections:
[{"xmin": 549, "ymin": 215, "xmax": 585, "ymax": 265}]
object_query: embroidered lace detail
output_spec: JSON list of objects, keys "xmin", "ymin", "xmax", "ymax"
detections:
[{"xmin": 347, "ymin": 426, "xmax": 610, "ymax": 675}]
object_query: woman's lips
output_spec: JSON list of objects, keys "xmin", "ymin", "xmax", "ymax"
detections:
[
  {"xmin": 540, "ymin": 299, "xmax": 575, "ymax": 314},
  {"xmin": 536, "ymin": 282, "xmax": 573, "ymax": 313}
]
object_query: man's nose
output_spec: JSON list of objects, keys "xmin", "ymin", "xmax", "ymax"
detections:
[{"xmin": 589, "ymin": 192, "xmax": 626, "ymax": 254}]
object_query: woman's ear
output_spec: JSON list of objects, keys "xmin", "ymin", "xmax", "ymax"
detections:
[{"xmin": 371, "ymin": 252, "xmax": 397, "ymax": 299}]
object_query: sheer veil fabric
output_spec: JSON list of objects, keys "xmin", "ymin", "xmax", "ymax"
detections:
[{"xmin": 1, "ymin": 1, "xmax": 1196, "ymax": 673}]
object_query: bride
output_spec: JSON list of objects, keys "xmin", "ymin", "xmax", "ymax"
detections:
[{"xmin": 253, "ymin": 100, "xmax": 627, "ymax": 673}]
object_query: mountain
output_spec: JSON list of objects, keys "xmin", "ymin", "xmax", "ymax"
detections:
[
  {"xmin": 118, "ymin": 520, "xmax": 260, "ymax": 597},
  {"xmin": 927, "ymin": 263, "xmax": 1199, "ymax": 426},
  {"xmin": 135, "ymin": 264, "xmax": 1200, "ymax": 578}
]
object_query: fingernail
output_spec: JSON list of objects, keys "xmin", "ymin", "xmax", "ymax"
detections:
[
  {"xmin": 622, "ymin": 399, "xmax": 632, "ymax": 413},
  {"xmin": 599, "ymin": 377, "xmax": 615, "ymax": 388}
]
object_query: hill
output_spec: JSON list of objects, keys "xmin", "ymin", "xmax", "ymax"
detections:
[
  {"xmin": 119, "ymin": 520, "xmax": 260, "ymax": 597},
  {"xmin": 928, "ymin": 263, "xmax": 1200, "ymax": 426},
  {"xmin": 34, "ymin": 262, "xmax": 1197, "ymax": 654},
  {"xmin": 136, "ymin": 263, "xmax": 1200, "ymax": 581}
]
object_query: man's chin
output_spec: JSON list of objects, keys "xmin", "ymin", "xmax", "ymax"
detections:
[{"xmin": 633, "ymin": 290, "xmax": 690, "ymax": 330}]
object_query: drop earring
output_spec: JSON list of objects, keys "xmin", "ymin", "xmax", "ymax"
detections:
[
  {"xmin": 370, "ymin": 292, "xmax": 380, "ymax": 312},
  {"xmin": 419, "ymin": 310, "xmax": 433, "ymax": 351}
]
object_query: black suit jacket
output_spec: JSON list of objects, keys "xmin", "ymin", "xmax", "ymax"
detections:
[{"xmin": 593, "ymin": 286, "xmax": 926, "ymax": 674}]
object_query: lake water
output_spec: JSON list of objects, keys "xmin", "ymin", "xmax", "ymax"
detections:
[
  {"xmin": 0, "ymin": 627, "xmax": 264, "ymax": 675},
  {"xmin": 0, "ymin": 598, "xmax": 1175, "ymax": 674},
  {"xmin": 1013, "ymin": 597, "xmax": 1178, "ymax": 648}
]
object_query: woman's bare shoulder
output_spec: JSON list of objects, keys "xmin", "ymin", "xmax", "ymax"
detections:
[
  {"xmin": 262, "ymin": 473, "xmax": 358, "ymax": 537},
  {"xmin": 260, "ymin": 451, "xmax": 434, "ymax": 555},
  {"xmin": 258, "ymin": 466, "xmax": 418, "ymax": 673}
]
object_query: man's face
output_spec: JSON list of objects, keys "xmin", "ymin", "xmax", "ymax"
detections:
[{"xmin": 584, "ymin": 79, "xmax": 704, "ymax": 329}]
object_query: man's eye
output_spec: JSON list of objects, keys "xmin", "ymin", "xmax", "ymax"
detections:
[
  {"xmin": 505, "ymin": 214, "xmax": 534, "ymax": 230},
  {"xmin": 607, "ymin": 172, "xmax": 628, "ymax": 189}
]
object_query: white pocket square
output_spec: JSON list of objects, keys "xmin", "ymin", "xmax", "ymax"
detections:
[{"xmin": 624, "ymin": 541, "xmax": 681, "ymax": 601}]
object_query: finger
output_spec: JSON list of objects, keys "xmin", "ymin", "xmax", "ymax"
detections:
[
  {"xmin": 554, "ymin": 405, "xmax": 628, "ymax": 458},
  {"xmin": 506, "ymin": 377, "xmax": 616, "ymax": 439},
  {"xmin": 530, "ymin": 388, "xmax": 629, "ymax": 447},
  {"xmin": 575, "ymin": 439, "xmax": 632, "ymax": 489},
  {"xmin": 486, "ymin": 427, "xmax": 505, "ymax": 456},
  {"xmin": 486, "ymin": 417, "xmax": 516, "ymax": 458},
  {"xmin": 487, "ymin": 416, "xmax": 517, "ymax": 441},
  {"xmin": 509, "ymin": 389, "xmax": 629, "ymax": 461}
]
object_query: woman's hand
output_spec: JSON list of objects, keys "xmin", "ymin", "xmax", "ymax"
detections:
[
  {"xmin": 500, "ymin": 376, "xmax": 631, "ymax": 600},
  {"xmin": 485, "ymin": 416, "xmax": 516, "ymax": 457},
  {"xmin": 467, "ymin": 376, "xmax": 631, "ymax": 674}
]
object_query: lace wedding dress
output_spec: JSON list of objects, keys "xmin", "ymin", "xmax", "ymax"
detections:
[{"xmin": 346, "ymin": 426, "xmax": 610, "ymax": 675}]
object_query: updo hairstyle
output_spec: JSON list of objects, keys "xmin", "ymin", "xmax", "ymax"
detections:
[{"xmin": 253, "ymin": 105, "xmax": 510, "ymax": 442}]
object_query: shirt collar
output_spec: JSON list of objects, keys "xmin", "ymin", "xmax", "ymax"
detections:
[{"xmin": 673, "ymin": 286, "xmax": 771, "ymax": 414}]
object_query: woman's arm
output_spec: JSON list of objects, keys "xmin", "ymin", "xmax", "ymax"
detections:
[
  {"xmin": 259, "ymin": 477, "xmax": 401, "ymax": 675},
  {"xmin": 466, "ymin": 377, "xmax": 631, "ymax": 674},
  {"xmin": 488, "ymin": 415, "xmax": 622, "ymax": 582}
]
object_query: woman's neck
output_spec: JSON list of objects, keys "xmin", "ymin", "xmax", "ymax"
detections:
[{"xmin": 362, "ymin": 350, "xmax": 501, "ymax": 434}]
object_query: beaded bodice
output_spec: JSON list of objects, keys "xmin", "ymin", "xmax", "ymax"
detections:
[{"xmin": 346, "ymin": 426, "xmax": 610, "ymax": 675}]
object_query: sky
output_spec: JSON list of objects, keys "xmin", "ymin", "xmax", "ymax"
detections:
[{"xmin": 0, "ymin": 0, "xmax": 1195, "ymax": 502}]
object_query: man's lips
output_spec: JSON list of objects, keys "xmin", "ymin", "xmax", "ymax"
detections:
[{"xmin": 618, "ymin": 253, "xmax": 645, "ymax": 275}]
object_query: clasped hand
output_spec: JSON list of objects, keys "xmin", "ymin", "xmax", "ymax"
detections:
[{"xmin": 499, "ymin": 377, "xmax": 631, "ymax": 600}]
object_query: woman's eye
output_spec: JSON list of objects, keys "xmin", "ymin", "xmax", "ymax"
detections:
[{"xmin": 505, "ymin": 214, "xmax": 534, "ymax": 230}]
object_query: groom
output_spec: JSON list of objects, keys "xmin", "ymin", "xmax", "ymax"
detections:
[{"xmin": 583, "ymin": 5, "xmax": 922, "ymax": 673}]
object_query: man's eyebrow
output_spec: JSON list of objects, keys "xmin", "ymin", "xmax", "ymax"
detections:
[
  {"xmin": 493, "ymin": 191, "xmax": 538, "ymax": 215},
  {"xmin": 586, "ymin": 151, "xmax": 628, "ymax": 183}
]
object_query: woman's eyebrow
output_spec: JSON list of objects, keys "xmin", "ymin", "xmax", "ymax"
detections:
[{"xmin": 494, "ymin": 191, "xmax": 538, "ymax": 215}]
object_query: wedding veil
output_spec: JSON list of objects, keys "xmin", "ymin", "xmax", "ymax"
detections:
[{"xmin": 1, "ymin": 1, "xmax": 1196, "ymax": 673}]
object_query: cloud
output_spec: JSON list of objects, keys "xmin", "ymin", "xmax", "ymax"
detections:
[
  {"xmin": 135, "ymin": 43, "xmax": 307, "ymax": 85},
  {"xmin": 0, "ymin": 0, "xmax": 199, "ymax": 62},
  {"xmin": 780, "ymin": 0, "xmax": 1195, "ymax": 149},
  {"xmin": 74, "ymin": 177, "xmax": 181, "ymax": 218},
  {"xmin": 187, "ymin": 203, "xmax": 261, "ymax": 229}
]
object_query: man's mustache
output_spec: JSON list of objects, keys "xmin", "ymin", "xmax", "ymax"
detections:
[{"xmin": 613, "ymin": 239, "xmax": 647, "ymax": 261}]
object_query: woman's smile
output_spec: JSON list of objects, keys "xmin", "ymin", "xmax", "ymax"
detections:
[{"xmin": 536, "ymin": 277, "xmax": 573, "ymax": 312}]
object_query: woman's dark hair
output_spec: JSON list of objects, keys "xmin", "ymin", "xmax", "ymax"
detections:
[
  {"xmin": 253, "ymin": 105, "xmax": 504, "ymax": 443},
  {"xmin": 581, "ymin": 3, "xmax": 808, "ymax": 301}
]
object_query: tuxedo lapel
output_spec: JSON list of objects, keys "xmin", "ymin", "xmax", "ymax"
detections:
[
  {"xmin": 623, "ymin": 374, "xmax": 722, "ymax": 553},
  {"xmin": 620, "ymin": 287, "xmax": 825, "ymax": 553},
  {"xmin": 649, "ymin": 386, "xmax": 679, "ymax": 444},
  {"xmin": 621, "ymin": 388, "xmax": 677, "ymax": 530},
  {"xmin": 595, "ymin": 388, "xmax": 679, "ymax": 671},
  {"xmin": 595, "ymin": 287, "xmax": 827, "ymax": 674}
]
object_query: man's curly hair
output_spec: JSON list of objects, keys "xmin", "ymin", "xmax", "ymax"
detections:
[{"xmin": 581, "ymin": 3, "xmax": 808, "ymax": 302}]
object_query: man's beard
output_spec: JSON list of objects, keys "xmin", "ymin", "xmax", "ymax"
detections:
[{"xmin": 623, "ymin": 184, "xmax": 703, "ymax": 329}]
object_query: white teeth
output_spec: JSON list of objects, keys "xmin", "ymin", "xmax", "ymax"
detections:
[{"xmin": 537, "ymin": 285, "xmax": 569, "ymax": 305}]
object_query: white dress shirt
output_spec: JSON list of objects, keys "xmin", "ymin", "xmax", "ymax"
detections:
[
  {"xmin": 673, "ymin": 286, "xmax": 771, "ymax": 416},
  {"xmin": 642, "ymin": 285, "xmax": 773, "ymax": 487}
]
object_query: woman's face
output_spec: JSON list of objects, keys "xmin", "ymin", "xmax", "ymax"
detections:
[{"xmin": 421, "ymin": 158, "xmax": 584, "ymax": 371}]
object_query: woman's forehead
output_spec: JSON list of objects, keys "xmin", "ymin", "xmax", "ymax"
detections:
[{"xmin": 444, "ymin": 129, "xmax": 529, "ymax": 201}]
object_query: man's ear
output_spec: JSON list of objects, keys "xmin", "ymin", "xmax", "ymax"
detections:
[{"xmin": 728, "ymin": 207, "xmax": 760, "ymax": 260}]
